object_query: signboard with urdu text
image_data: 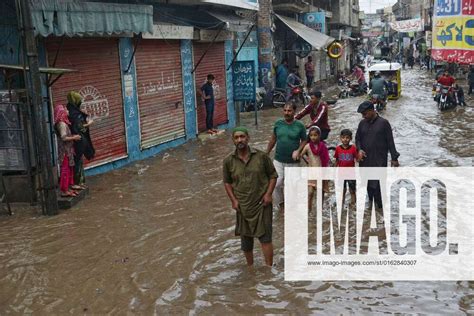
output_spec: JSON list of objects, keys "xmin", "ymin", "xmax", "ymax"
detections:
[
  {"xmin": 432, "ymin": 0, "xmax": 474, "ymax": 64},
  {"xmin": 232, "ymin": 61, "xmax": 256, "ymax": 102}
]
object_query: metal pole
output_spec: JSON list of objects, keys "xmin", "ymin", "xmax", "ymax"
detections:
[
  {"xmin": 191, "ymin": 23, "xmax": 226, "ymax": 74},
  {"xmin": 17, "ymin": 0, "xmax": 58, "ymax": 215},
  {"xmin": 226, "ymin": 24, "xmax": 255, "ymax": 71}
]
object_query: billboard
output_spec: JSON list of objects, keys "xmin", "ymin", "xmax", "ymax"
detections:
[
  {"xmin": 302, "ymin": 12, "xmax": 326, "ymax": 34},
  {"xmin": 432, "ymin": 0, "xmax": 474, "ymax": 64}
]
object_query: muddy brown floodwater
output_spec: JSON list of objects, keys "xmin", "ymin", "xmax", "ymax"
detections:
[{"xmin": 0, "ymin": 69, "xmax": 473, "ymax": 314}]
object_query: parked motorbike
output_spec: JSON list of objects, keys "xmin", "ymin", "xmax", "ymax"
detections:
[
  {"xmin": 243, "ymin": 87, "xmax": 265, "ymax": 112},
  {"xmin": 338, "ymin": 79, "xmax": 351, "ymax": 99},
  {"xmin": 338, "ymin": 79, "xmax": 367, "ymax": 98}
]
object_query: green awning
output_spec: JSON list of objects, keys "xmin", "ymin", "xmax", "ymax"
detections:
[{"xmin": 31, "ymin": 0, "xmax": 153, "ymax": 37}]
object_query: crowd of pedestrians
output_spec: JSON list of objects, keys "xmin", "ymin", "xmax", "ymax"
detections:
[{"xmin": 222, "ymin": 86, "xmax": 400, "ymax": 266}]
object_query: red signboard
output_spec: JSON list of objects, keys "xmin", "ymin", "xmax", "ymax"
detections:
[
  {"xmin": 431, "ymin": 49, "xmax": 474, "ymax": 64},
  {"xmin": 463, "ymin": 0, "xmax": 473, "ymax": 15}
]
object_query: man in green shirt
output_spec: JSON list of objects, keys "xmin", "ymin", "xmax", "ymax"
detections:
[
  {"xmin": 266, "ymin": 103, "xmax": 307, "ymax": 212},
  {"xmin": 223, "ymin": 127, "xmax": 278, "ymax": 266}
]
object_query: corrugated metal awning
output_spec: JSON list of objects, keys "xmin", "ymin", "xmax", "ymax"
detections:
[
  {"xmin": 275, "ymin": 14, "xmax": 335, "ymax": 50},
  {"xmin": 206, "ymin": 11, "xmax": 254, "ymax": 32},
  {"xmin": 30, "ymin": 0, "xmax": 153, "ymax": 37}
]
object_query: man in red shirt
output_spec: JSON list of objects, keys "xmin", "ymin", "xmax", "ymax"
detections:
[
  {"xmin": 295, "ymin": 91, "xmax": 330, "ymax": 140},
  {"xmin": 436, "ymin": 71, "xmax": 456, "ymax": 104},
  {"xmin": 437, "ymin": 71, "xmax": 455, "ymax": 87},
  {"xmin": 334, "ymin": 129, "xmax": 359, "ymax": 205}
]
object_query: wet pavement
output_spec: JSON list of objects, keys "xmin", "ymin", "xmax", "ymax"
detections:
[{"xmin": 0, "ymin": 69, "xmax": 473, "ymax": 314}]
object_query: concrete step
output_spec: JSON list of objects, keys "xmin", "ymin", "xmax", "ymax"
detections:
[{"xmin": 58, "ymin": 187, "xmax": 89, "ymax": 210}]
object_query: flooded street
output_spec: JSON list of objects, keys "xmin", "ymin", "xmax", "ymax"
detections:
[{"xmin": 0, "ymin": 69, "xmax": 472, "ymax": 314}]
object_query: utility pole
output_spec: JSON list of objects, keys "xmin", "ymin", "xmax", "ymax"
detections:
[
  {"xmin": 257, "ymin": 0, "xmax": 273, "ymax": 88},
  {"xmin": 17, "ymin": 0, "xmax": 58, "ymax": 215}
]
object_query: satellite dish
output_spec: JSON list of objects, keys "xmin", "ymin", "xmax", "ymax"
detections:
[{"xmin": 292, "ymin": 40, "xmax": 312, "ymax": 58}]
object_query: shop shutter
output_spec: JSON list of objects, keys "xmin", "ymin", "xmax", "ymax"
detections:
[
  {"xmin": 135, "ymin": 40, "xmax": 185, "ymax": 148},
  {"xmin": 193, "ymin": 42, "xmax": 228, "ymax": 132},
  {"xmin": 47, "ymin": 38, "xmax": 127, "ymax": 167}
]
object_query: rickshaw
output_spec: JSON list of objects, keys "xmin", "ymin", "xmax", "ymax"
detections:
[{"xmin": 368, "ymin": 62, "xmax": 402, "ymax": 100}]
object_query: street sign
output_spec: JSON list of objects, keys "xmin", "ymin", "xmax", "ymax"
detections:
[{"xmin": 232, "ymin": 61, "xmax": 256, "ymax": 102}]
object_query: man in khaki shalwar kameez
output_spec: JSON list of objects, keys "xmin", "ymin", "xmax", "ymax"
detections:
[{"xmin": 223, "ymin": 127, "xmax": 278, "ymax": 266}]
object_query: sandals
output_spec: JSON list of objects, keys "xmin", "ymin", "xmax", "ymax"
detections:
[{"xmin": 61, "ymin": 190, "xmax": 78, "ymax": 198}]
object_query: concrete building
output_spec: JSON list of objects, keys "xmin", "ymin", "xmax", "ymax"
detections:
[{"xmin": 0, "ymin": 0, "xmax": 258, "ymax": 205}]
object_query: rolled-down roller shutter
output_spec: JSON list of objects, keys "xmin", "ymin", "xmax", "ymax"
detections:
[
  {"xmin": 47, "ymin": 38, "xmax": 127, "ymax": 167},
  {"xmin": 193, "ymin": 42, "xmax": 228, "ymax": 132},
  {"xmin": 135, "ymin": 40, "xmax": 185, "ymax": 148}
]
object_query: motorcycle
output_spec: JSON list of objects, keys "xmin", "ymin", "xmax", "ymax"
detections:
[
  {"xmin": 338, "ymin": 79, "xmax": 351, "ymax": 99},
  {"xmin": 338, "ymin": 79, "xmax": 367, "ymax": 98},
  {"xmin": 435, "ymin": 84, "xmax": 456, "ymax": 111},
  {"xmin": 243, "ymin": 87, "xmax": 265, "ymax": 112},
  {"xmin": 288, "ymin": 83, "xmax": 310, "ymax": 107},
  {"xmin": 369, "ymin": 91, "xmax": 387, "ymax": 112},
  {"xmin": 351, "ymin": 81, "xmax": 368, "ymax": 96}
]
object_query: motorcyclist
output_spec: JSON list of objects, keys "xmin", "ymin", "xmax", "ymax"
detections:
[
  {"xmin": 369, "ymin": 71, "xmax": 389, "ymax": 102},
  {"xmin": 286, "ymin": 67, "xmax": 302, "ymax": 100},
  {"xmin": 437, "ymin": 70, "xmax": 455, "ymax": 87},
  {"xmin": 348, "ymin": 65, "xmax": 367, "ymax": 94},
  {"xmin": 436, "ymin": 70, "xmax": 456, "ymax": 103}
]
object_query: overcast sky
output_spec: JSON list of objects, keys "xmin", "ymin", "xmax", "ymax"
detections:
[{"xmin": 359, "ymin": 0, "xmax": 398, "ymax": 13}]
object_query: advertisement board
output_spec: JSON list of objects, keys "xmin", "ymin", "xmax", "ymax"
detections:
[
  {"xmin": 302, "ymin": 12, "xmax": 326, "ymax": 34},
  {"xmin": 233, "ymin": 61, "xmax": 256, "ymax": 102},
  {"xmin": 432, "ymin": 0, "xmax": 474, "ymax": 64}
]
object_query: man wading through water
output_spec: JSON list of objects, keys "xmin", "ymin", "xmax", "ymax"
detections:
[
  {"xmin": 267, "ymin": 102, "xmax": 307, "ymax": 213},
  {"xmin": 223, "ymin": 127, "xmax": 278, "ymax": 266},
  {"xmin": 355, "ymin": 101, "xmax": 399, "ymax": 211}
]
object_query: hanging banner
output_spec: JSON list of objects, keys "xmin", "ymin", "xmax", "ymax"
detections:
[
  {"xmin": 432, "ymin": 0, "xmax": 474, "ymax": 64},
  {"xmin": 302, "ymin": 12, "xmax": 326, "ymax": 34},
  {"xmin": 389, "ymin": 18, "xmax": 423, "ymax": 32}
]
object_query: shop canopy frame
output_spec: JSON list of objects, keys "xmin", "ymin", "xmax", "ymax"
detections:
[
  {"xmin": 0, "ymin": 63, "xmax": 77, "ymax": 89},
  {"xmin": 275, "ymin": 14, "xmax": 335, "ymax": 51}
]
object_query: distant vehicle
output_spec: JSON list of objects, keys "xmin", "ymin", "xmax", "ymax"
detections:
[
  {"xmin": 243, "ymin": 87, "xmax": 265, "ymax": 112},
  {"xmin": 368, "ymin": 62, "xmax": 402, "ymax": 100},
  {"xmin": 288, "ymin": 83, "xmax": 310, "ymax": 107}
]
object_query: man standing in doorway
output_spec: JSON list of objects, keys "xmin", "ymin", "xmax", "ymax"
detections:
[
  {"xmin": 223, "ymin": 127, "xmax": 278, "ymax": 266},
  {"xmin": 305, "ymin": 56, "xmax": 315, "ymax": 89},
  {"xmin": 201, "ymin": 74, "xmax": 217, "ymax": 135},
  {"xmin": 295, "ymin": 91, "xmax": 330, "ymax": 140},
  {"xmin": 355, "ymin": 101, "xmax": 399, "ymax": 210},
  {"xmin": 267, "ymin": 102, "xmax": 307, "ymax": 212}
]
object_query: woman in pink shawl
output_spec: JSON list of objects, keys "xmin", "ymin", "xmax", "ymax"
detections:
[
  {"xmin": 301, "ymin": 126, "xmax": 330, "ymax": 211},
  {"xmin": 54, "ymin": 104, "xmax": 81, "ymax": 197}
]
